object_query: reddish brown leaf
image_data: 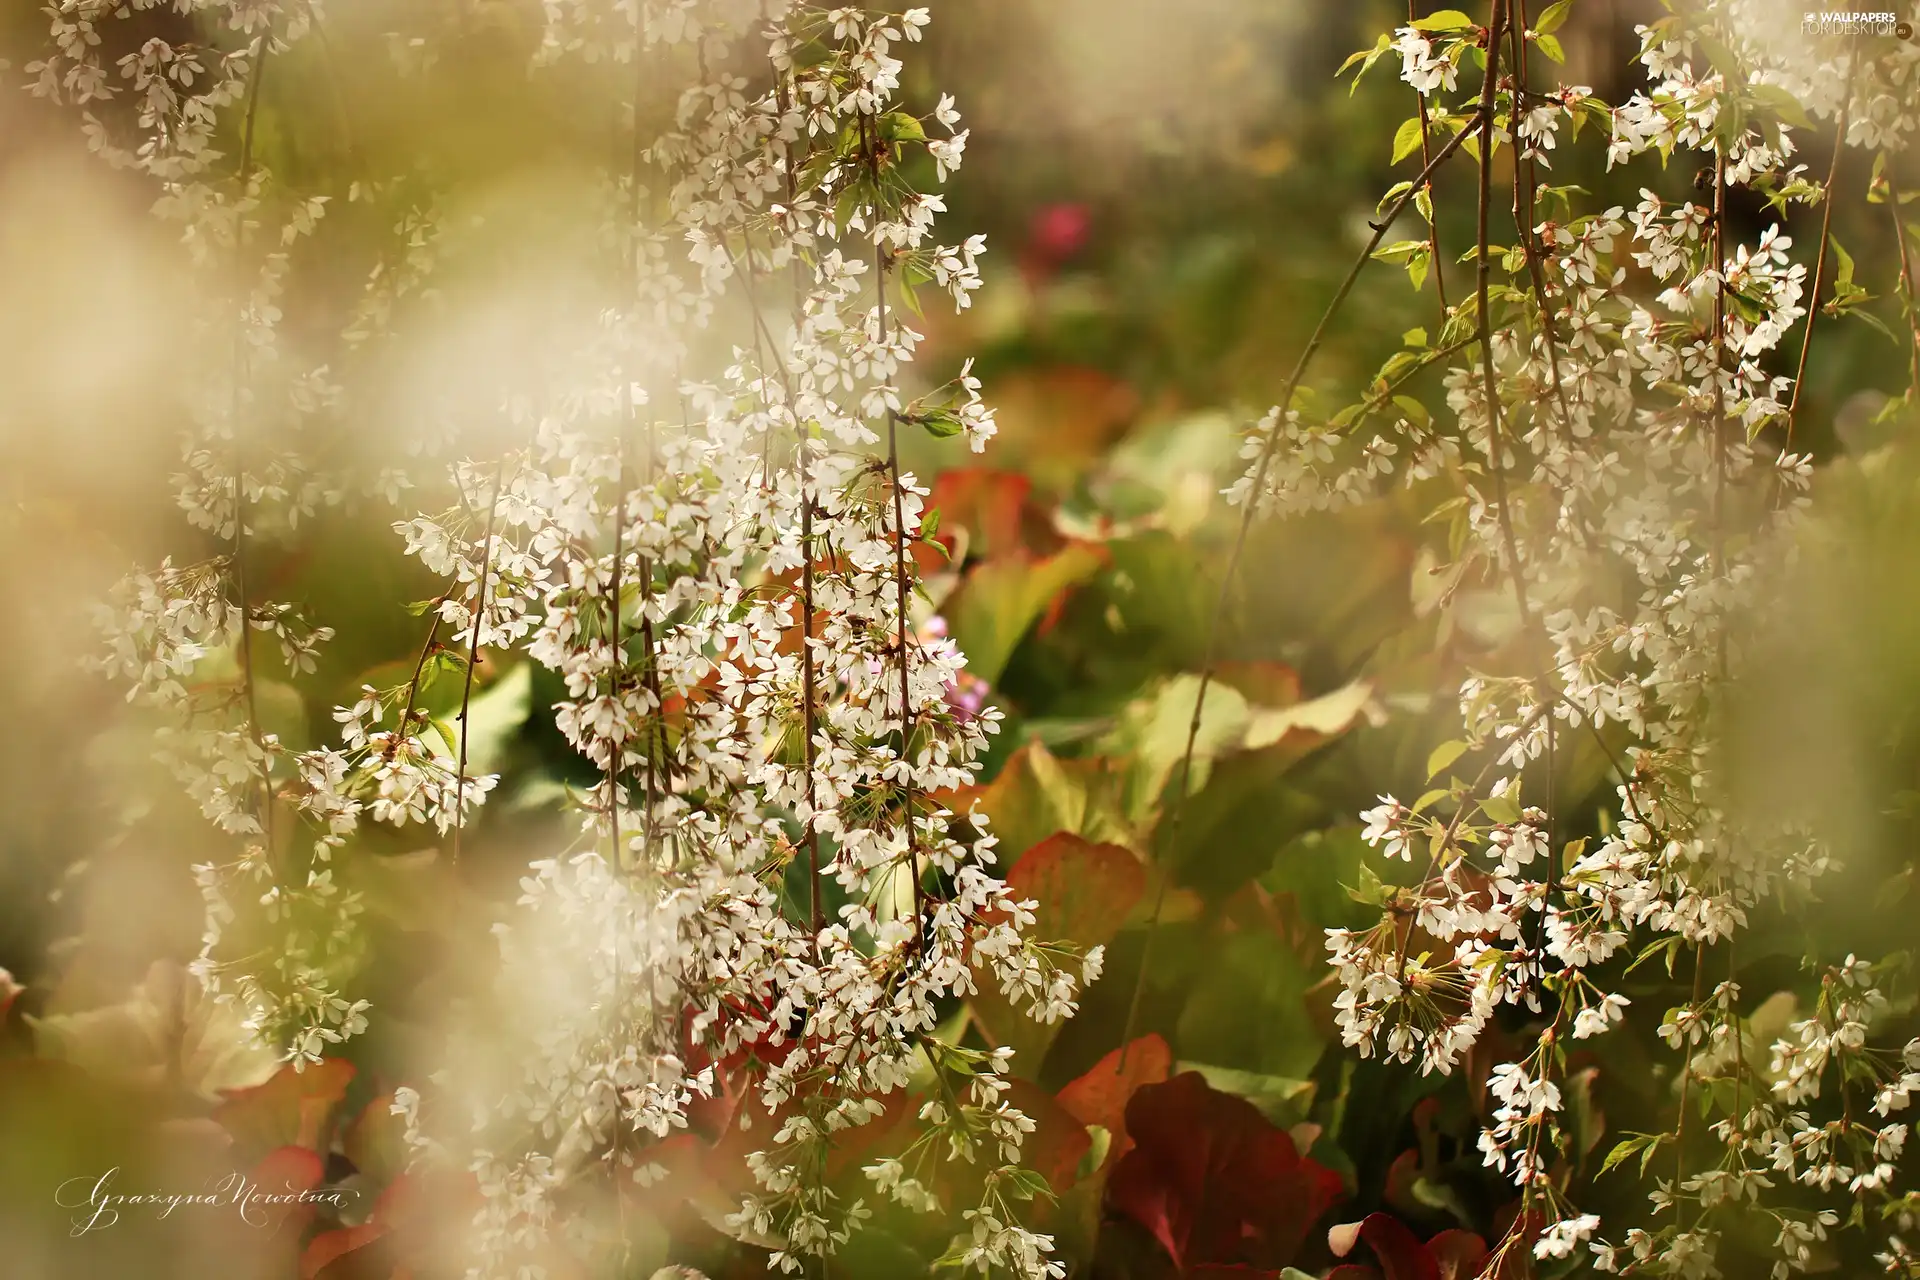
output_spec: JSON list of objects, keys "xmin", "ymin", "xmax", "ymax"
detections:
[
  {"xmin": 1005, "ymin": 1079, "xmax": 1093, "ymax": 1195},
  {"xmin": 923, "ymin": 468, "xmax": 1053, "ymax": 565},
  {"xmin": 301, "ymin": 1173, "xmax": 422, "ymax": 1280},
  {"xmin": 1212, "ymin": 661, "xmax": 1304, "ymax": 708},
  {"xmin": 1056, "ymin": 1033, "xmax": 1171, "ymax": 1170},
  {"xmin": 302, "ymin": 1221, "xmax": 385, "ymax": 1280},
  {"xmin": 1006, "ymin": 832, "xmax": 1145, "ymax": 951},
  {"xmin": 246, "ymin": 1144, "xmax": 328, "ymax": 1235},
  {"xmin": 1426, "ymin": 1229, "xmax": 1491, "ymax": 1280},
  {"xmin": 1107, "ymin": 1071, "xmax": 1344, "ymax": 1273},
  {"xmin": 0, "ymin": 967, "xmax": 21, "ymax": 1024},
  {"xmin": 214, "ymin": 1058, "xmax": 357, "ymax": 1161},
  {"xmin": 1327, "ymin": 1213, "xmax": 1486, "ymax": 1280},
  {"xmin": 943, "ymin": 741, "xmax": 1129, "ymax": 874}
]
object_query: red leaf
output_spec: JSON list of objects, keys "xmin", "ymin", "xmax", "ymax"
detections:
[
  {"xmin": 1056, "ymin": 1033, "xmax": 1171, "ymax": 1170},
  {"xmin": 1327, "ymin": 1213, "xmax": 1486, "ymax": 1280},
  {"xmin": 301, "ymin": 1221, "xmax": 385, "ymax": 1280},
  {"xmin": 245, "ymin": 1144, "xmax": 328, "ymax": 1235},
  {"xmin": 924, "ymin": 468, "xmax": 1049, "ymax": 564},
  {"xmin": 300, "ymin": 1173, "xmax": 421, "ymax": 1280},
  {"xmin": 1107, "ymin": 1071, "xmax": 1344, "ymax": 1273},
  {"xmin": 1426, "ymin": 1229, "xmax": 1491, "ymax": 1280},
  {"xmin": 0, "ymin": 967, "xmax": 21, "ymax": 1024},
  {"xmin": 215, "ymin": 1058, "xmax": 356, "ymax": 1159},
  {"xmin": 1006, "ymin": 832, "xmax": 1145, "ymax": 951}
]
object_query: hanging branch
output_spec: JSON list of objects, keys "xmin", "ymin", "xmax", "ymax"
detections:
[
  {"xmin": 451, "ymin": 457, "xmax": 507, "ymax": 867},
  {"xmin": 800, "ymin": 385, "xmax": 823, "ymax": 942},
  {"xmin": 1885, "ymin": 170, "xmax": 1920, "ymax": 396},
  {"xmin": 1784, "ymin": 43, "xmax": 1856, "ymax": 445},
  {"xmin": 1114, "ymin": 106, "xmax": 1484, "ymax": 1064},
  {"xmin": 1410, "ymin": 0, "xmax": 1452, "ymax": 319},
  {"xmin": 1471, "ymin": 0, "xmax": 1534, "ymax": 639},
  {"xmin": 864, "ymin": 110, "xmax": 928, "ymax": 941},
  {"xmin": 231, "ymin": 35, "xmax": 275, "ymax": 869},
  {"xmin": 1505, "ymin": 0, "xmax": 1579, "ymax": 456}
]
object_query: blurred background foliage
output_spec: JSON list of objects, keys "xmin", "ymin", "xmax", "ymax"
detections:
[{"xmin": 2, "ymin": 0, "xmax": 1920, "ymax": 1277}]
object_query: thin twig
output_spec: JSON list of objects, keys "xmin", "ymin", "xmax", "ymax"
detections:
[
  {"xmin": 1674, "ymin": 942, "xmax": 1707, "ymax": 1217},
  {"xmin": 451, "ymin": 457, "xmax": 508, "ymax": 866},
  {"xmin": 1711, "ymin": 149, "xmax": 1728, "ymax": 639},
  {"xmin": 387, "ymin": 607, "xmax": 445, "ymax": 759},
  {"xmin": 1506, "ymin": 0, "xmax": 1580, "ymax": 456},
  {"xmin": 231, "ymin": 36, "xmax": 274, "ymax": 870},
  {"xmin": 1473, "ymin": 0, "xmax": 1534, "ymax": 639},
  {"xmin": 1410, "ymin": 0, "xmax": 1451, "ymax": 318},
  {"xmin": 1114, "ymin": 111, "xmax": 1485, "ymax": 1067},
  {"xmin": 610, "ymin": 440, "xmax": 628, "ymax": 871},
  {"xmin": 1785, "ymin": 43, "xmax": 1854, "ymax": 446},
  {"xmin": 1503, "ymin": 0, "xmax": 1560, "ymax": 876},
  {"xmin": 1887, "ymin": 171, "xmax": 1920, "ymax": 396}
]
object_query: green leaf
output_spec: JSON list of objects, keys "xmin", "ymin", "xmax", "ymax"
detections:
[
  {"xmin": 1408, "ymin": 244, "xmax": 1430, "ymax": 293},
  {"xmin": 1532, "ymin": 0, "xmax": 1573, "ymax": 35},
  {"xmin": 459, "ymin": 660, "xmax": 533, "ymax": 775},
  {"xmin": 1479, "ymin": 793, "xmax": 1521, "ymax": 824},
  {"xmin": 1347, "ymin": 860, "xmax": 1389, "ymax": 906},
  {"xmin": 1403, "ymin": 326, "xmax": 1429, "ymax": 348},
  {"xmin": 1176, "ymin": 930, "xmax": 1325, "ymax": 1080},
  {"xmin": 1426, "ymin": 739, "xmax": 1469, "ymax": 779},
  {"xmin": 1852, "ymin": 308, "xmax": 1900, "ymax": 345},
  {"xmin": 914, "ymin": 407, "xmax": 966, "ymax": 439},
  {"xmin": 944, "ymin": 543, "xmax": 1104, "ymax": 687},
  {"xmin": 1536, "ymin": 32, "xmax": 1564, "ymax": 63},
  {"xmin": 1339, "ymin": 34, "xmax": 1394, "ymax": 93},
  {"xmin": 1103, "ymin": 674, "xmax": 1251, "ymax": 823},
  {"xmin": 1830, "ymin": 233, "xmax": 1857, "ymax": 289},
  {"xmin": 1599, "ymin": 1132, "xmax": 1666, "ymax": 1178},
  {"xmin": 880, "ymin": 110, "xmax": 926, "ymax": 143},
  {"xmin": 1393, "ymin": 116, "xmax": 1427, "ymax": 165},
  {"xmin": 1372, "ymin": 239, "xmax": 1429, "ymax": 266},
  {"xmin": 1749, "ymin": 83, "xmax": 1813, "ymax": 132},
  {"xmin": 1175, "ymin": 1060, "xmax": 1318, "ymax": 1126},
  {"xmin": 1413, "ymin": 9, "xmax": 1476, "ymax": 31},
  {"xmin": 1377, "ymin": 179, "xmax": 1416, "ymax": 218}
]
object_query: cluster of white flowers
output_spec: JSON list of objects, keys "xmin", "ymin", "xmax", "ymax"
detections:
[
  {"xmin": 1238, "ymin": 0, "xmax": 1920, "ymax": 1273},
  {"xmin": 54, "ymin": 1, "xmax": 1090, "ymax": 1275},
  {"xmin": 34, "ymin": 0, "xmax": 417, "ymax": 1068}
]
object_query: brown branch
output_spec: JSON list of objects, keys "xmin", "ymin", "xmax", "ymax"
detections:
[
  {"xmin": 1888, "ymin": 170, "xmax": 1920, "ymax": 396},
  {"xmin": 1410, "ymin": 0, "xmax": 1451, "ymax": 318},
  {"xmin": 1473, "ymin": 0, "xmax": 1533, "ymax": 638},
  {"xmin": 386, "ymin": 607, "xmax": 445, "ymax": 759},
  {"xmin": 231, "ymin": 35, "xmax": 274, "ymax": 870},
  {"xmin": 451, "ymin": 457, "xmax": 507, "ymax": 867},
  {"xmin": 1506, "ymin": 0, "xmax": 1579, "ymax": 457},
  {"xmin": 1785, "ymin": 47, "xmax": 1855, "ymax": 446},
  {"xmin": 866, "ymin": 112, "xmax": 927, "ymax": 940}
]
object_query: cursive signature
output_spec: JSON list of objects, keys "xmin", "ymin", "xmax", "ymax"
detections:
[{"xmin": 54, "ymin": 1166, "xmax": 357, "ymax": 1237}]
